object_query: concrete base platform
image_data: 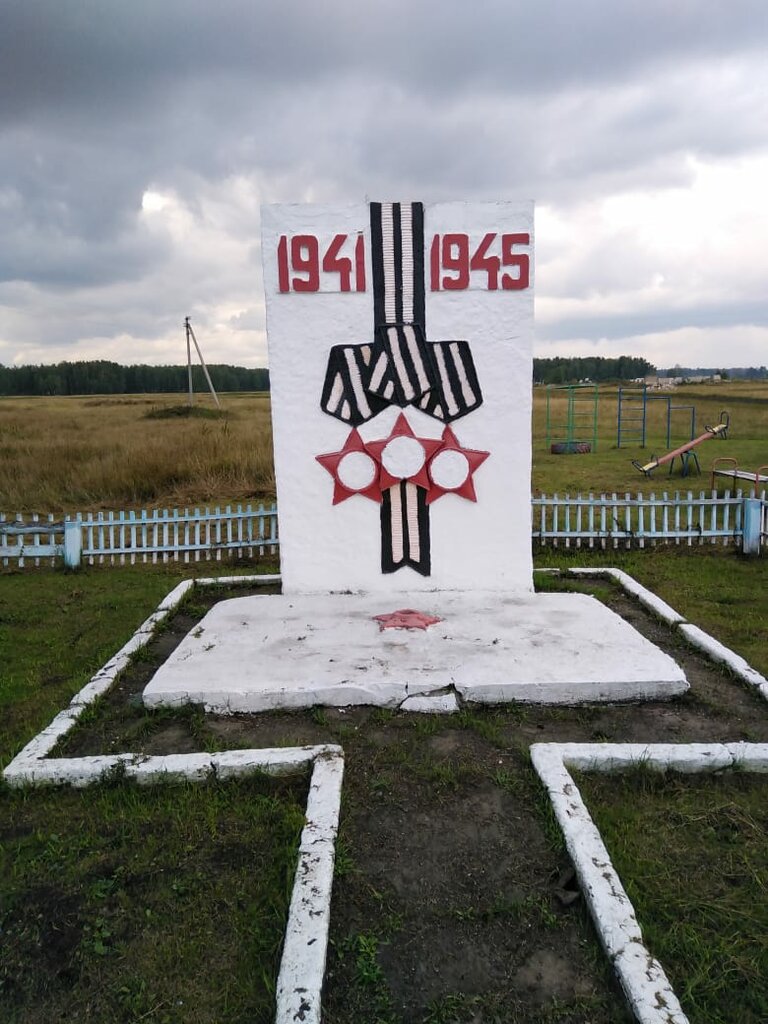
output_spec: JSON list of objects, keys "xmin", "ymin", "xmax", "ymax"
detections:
[{"xmin": 142, "ymin": 591, "xmax": 688, "ymax": 713}]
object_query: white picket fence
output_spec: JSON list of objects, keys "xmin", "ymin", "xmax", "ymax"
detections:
[
  {"xmin": 0, "ymin": 503, "xmax": 278, "ymax": 568},
  {"xmin": 1, "ymin": 491, "xmax": 765, "ymax": 568},
  {"xmin": 531, "ymin": 490, "xmax": 761, "ymax": 549}
]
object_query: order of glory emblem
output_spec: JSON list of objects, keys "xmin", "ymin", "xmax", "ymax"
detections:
[{"xmin": 315, "ymin": 201, "xmax": 490, "ymax": 577}]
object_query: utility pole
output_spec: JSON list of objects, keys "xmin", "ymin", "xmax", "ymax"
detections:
[
  {"xmin": 185, "ymin": 316, "xmax": 194, "ymax": 406},
  {"xmin": 184, "ymin": 316, "xmax": 221, "ymax": 409}
]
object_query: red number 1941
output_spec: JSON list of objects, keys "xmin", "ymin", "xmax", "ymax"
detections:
[
  {"xmin": 430, "ymin": 233, "xmax": 530, "ymax": 291},
  {"xmin": 277, "ymin": 234, "xmax": 366, "ymax": 293}
]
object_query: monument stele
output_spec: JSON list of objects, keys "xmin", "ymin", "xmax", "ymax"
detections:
[
  {"xmin": 142, "ymin": 198, "xmax": 688, "ymax": 713},
  {"xmin": 261, "ymin": 200, "xmax": 534, "ymax": 595}
]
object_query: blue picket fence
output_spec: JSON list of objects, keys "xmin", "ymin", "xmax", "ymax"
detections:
[
  {"xmin": 0, "ymin": 503, "xmax": 278, "ymax": 568},
  {"xmin": 531, "ymin": 490, "xmax": 761, "ymax": 549},
  {"xmin": 1, "ymin": 491, "xmax": 765, "ymax": 568}
]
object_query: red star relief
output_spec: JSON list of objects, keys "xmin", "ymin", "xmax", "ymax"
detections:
[
  {"xmin": 372, "ymin": 608, "xmax": 443, "ymax": 631},
  {"xmin": 316, "ymin": 415, "xmax": 489, "ymax": 505},
  {"xmin": 426, "ymin": 426, "xmax": 490, "ymax": 504},
  {"xmin": 315, "ymin": 429, "xmax": 382, "ymax": 504},
  {"xmin": 363, "ymin": 413, "xmax": 443, "ymax": 491}
]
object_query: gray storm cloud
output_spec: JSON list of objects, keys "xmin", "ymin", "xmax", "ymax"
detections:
[{"xmin": 1, "ymin": 0, "xmax": 768, "ymax": 365}]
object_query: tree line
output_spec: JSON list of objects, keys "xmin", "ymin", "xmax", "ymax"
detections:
[
  {"xmin": 0, "ymin": 360, "xmax": 269, "ymax": 396},
  {"xmin": 533, "ymin": 356, "xmax": 655, "ymax": 385},
  {"xmin": 4, "ymin": 355, "xmax": 762, "ymax": 397}
]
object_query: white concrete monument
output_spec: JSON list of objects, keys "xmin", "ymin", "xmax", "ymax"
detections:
[
  {"xmin": 143, "ymin": 199, "xmax": 687, "ymax": 712},
  {"xmin": 262, "ymin": 200, "xmax": 534, "ymax": 594}
]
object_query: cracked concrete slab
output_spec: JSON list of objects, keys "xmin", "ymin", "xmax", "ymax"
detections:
[{"xmin": 142, "ymin": 590, "xmax": 687, "ymax": 713}]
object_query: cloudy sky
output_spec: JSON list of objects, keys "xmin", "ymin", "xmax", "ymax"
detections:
[{"xmin": 2, "ymin": 0, "xmax": 767, "ymax": 371}]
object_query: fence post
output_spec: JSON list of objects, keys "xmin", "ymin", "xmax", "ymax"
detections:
[
  {"xmin": 742, "ymin": 497, "xmax": 762, "ymax": 555},
  {"xmin": 63, "ymin": 520, "xmax": 82, "ymax": 568}
]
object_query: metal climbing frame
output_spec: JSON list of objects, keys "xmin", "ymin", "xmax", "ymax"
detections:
[
  {"xmin": 545, "ymin": 384, "xmax": 599, "ymax": 453},
  {"xmin": 617, "ymin": 385, "xmax": 696, "ymax": 449},
  {"xmin": 616, "ymin": 385, "xmax": 647, "ymax": 448},
  {"xmin": 665, "ymin": 401, "xmax": 696, "ymax": 449}
]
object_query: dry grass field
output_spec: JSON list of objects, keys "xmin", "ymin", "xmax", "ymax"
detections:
[
  {"xmin": 0, "ymin": 393, "xmax": 274, "ymax": 513},
  {"xmin": 0, "ymin": 380, "xmax": 766, "ymax": 513}
]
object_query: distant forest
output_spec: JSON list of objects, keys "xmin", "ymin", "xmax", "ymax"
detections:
[
  {"xmin": 1, "ymin": 356, "xmax": 765, "ymax": 397},
  {"xmin": 0, "ymin": 360, "xmax": 269, "ymax": 396},
  {"xmin": 533, "ymin": 356, "xmax": 655, "ymax": 384}
]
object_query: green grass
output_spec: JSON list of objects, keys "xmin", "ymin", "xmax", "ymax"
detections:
[
  {"xmin": 532, "ymin": 379, "xmax": 768, "ymax": 495},
  {"xmin": 0, "ymin": 774, "xmax": 307, "ymax": 1024},
  {"xmin": 0, "ymin": 564, "xmax": 279, "ymax": 764},
  {"xmin": 578, "ymin": 769, "xmax": 768, "ymax": 1024},
  {"xmin": 0, "ymin": 564, "xmax": 308, "ymax": 1024},
  {"xmin": 0, "ymin": 567, "xmax": 184, "ymax": 764}
]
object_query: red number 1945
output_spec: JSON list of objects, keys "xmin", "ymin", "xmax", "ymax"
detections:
[
  {"xmin": 277, "ymin": 234, "xmax": 366, "ymax": 293},
  {"xmin": 430, "ymin": 233, "xmax": 530, "ymax": 291}
]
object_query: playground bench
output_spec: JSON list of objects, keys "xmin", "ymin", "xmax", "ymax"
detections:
[{"xmin": 710, "ymin": 457, "xmax": 768, "ymax": 491}]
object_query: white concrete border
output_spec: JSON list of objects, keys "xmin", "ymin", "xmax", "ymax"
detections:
[
  {"xmin": 564, "ymin": 567, "xmax": 686, "ymax": 626},
  {"xmin": 531, "ymin": 741, "xmax": 768, "ymax": 1024},
  {"xmin": 276, "ymin": 751, "xmax": 344, "ymax": 1024},
  {"xmin": 554, "ymin": 566, "xmax": 768, "ymax": 701},
  {"xmin": 678, "ymin": 624, "xmax": 768, "ymax": 701},
  {"xmin": 2, "ymin": 572, "xmax": 343, "ymax": 1024}
]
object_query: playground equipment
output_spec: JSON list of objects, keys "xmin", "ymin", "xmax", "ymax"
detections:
[
  {"xmin": 632, "ymin": 412, "xmax": 730, "ymax": 478},
  {"xmin": 617, "ymin": 384, "xmax": 696, "ymax": 449},
  {"xmin": 545, "ymin": 384, "xmax": 598, "ymax": 453},
  {"xmin": 711, "ymin": 457, "xmax": 768, "ymax": 491}
]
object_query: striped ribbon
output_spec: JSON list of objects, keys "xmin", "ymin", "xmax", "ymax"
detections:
[
  {"xmin": 320, "ymin": 203, "xmax": 483, "ymax": 428},
  {"xmin": 320, "ymin": 201, "xmax": 484, "ymax": 576}
]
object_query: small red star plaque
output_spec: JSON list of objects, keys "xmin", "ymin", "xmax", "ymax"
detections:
[{"xmin": 373, "ymin": 608, "xmax": 443, "ymax": 631}]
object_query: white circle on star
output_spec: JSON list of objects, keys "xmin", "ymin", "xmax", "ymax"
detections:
[
  {"xmin": 337, "ymin": 451, "xmax": 377, "ymax": 491},
  {"xmin": 430, "ymin": 449, "xmax": 470, "ymax": 490},
  {"xmin": 381, "ymin": 436, "xmax": 426, "ymax": 478}
]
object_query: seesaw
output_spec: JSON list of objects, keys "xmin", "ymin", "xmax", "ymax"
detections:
[{"xmin": 632, "ymin": 411, "xmax": 730, "ymax": 478}]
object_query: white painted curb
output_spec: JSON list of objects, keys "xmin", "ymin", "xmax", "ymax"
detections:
[
  {"xmin": 679, "ymin": 623, "xmax": 768, "ymax": 697},
  {"xmin": 3, "ymin": 743, "xmax": 343, "ymax": 788},
  {"xmin": 532, "ymin": 741, "xmax": 768, "ymax": 1024},
  {"xmin": 555, "ymin": 566, "xmax": 768, "ymax": 704},
  {"xmin": 566, "ymin": 567, "xmax": 686, "ymax": 626},
  {"xmin": 276, "ymin": 752, "xmax": 344, "ymax": 1024}
]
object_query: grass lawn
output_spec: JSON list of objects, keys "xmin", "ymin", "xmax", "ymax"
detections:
[
  {"xmin": 578, "ymin": 769, "xmax": 768, "ymax": 1024},
  {"xmin": 1, "ymin": 564, "xmax": 301, "ymax": 1024},
  {"xmin": 1, "ymin": 775, "xmax": 306, "ymax": 1024}
]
